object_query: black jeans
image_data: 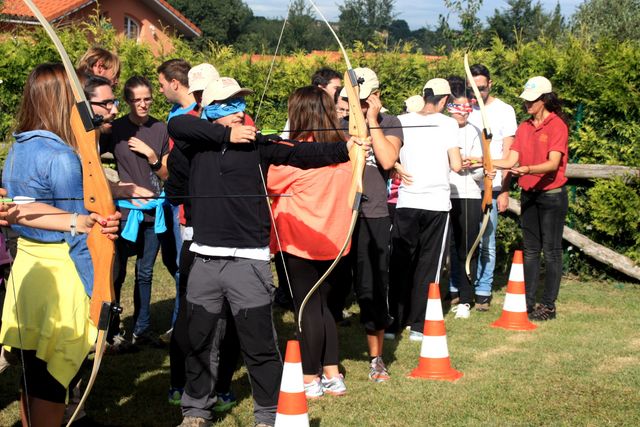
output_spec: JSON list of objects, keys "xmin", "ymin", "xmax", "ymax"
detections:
[
  {"xmin": 520, "ymin": 187, "xmax": 568, "ymax": 310},
  {"xmin": 389, "ymin": 209, "xmax": 449, "ymax": 333},
  {"xmin": 449, "ymin": 198, "xmax": 482, "ymax": 305}
]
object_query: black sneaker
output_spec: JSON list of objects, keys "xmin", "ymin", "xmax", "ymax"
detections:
[
  {"xmin": 475, "ymin": 295, "xmax": 491, "ymax": 312},
  {"xmin": 529, "ymin": 304, "xmax": 556, "ymax": 321},
  {"xmin": 105, "ymin": 334, "xmax": 139, "ymax": 354},
  {"xmin": 449, "ymin": 292, "xmax": 460, "ymax": 305},
  {"xmin": 132, "ymin": 333, "xmax": 165, "ymax": 348}
]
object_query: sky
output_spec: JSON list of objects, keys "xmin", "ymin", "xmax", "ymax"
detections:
[{"xmin": 244, "ymin": 0, "xmax": 584, "ymax": 30}]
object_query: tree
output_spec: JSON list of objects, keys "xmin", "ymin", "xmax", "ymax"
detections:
[
  {"xmin": 442, "ymin": 0, "xmax": 485, "ymax": 49},
  {"xmin": 388, "ymin": 19, "xmax": 412, "ymax": 45},
  {"xmin": 167, "ymin": 0, "xmax": 253, "ymax": 46},
  {"xmin": 337, "ymin": 0, "xmax": 397, "ymax": 46},
  {"xmin": 571, "ymin": 0, "xmax": 640, "ymax": 41},
  {"xmin": 281, "ymin": 0, "xmax": 334, "ymax": 52},
  {"xmin": 486, "ymin": 0, "xmax": 566, "ymax": 46},
  {"xmin": 233, "ymin": 1, "xmax": 336, "ymax": 53}
]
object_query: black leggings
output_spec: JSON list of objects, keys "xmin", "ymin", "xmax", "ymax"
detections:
[
  {"xmin": 19, "ymin": 350, "xmax": 82, "ymax": 404},
  {"xmin": 284, "ymin": 253, "xmax": 339, "ymax": 376}
]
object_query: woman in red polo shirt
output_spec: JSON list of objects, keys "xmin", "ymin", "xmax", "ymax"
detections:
[
  {"xmin": 268, "ymin": 86, "xmax": 356, "ymax": 398},
  {"xmin": 491, "ymin": 76, "xmax": 569, "ymax": 321}
]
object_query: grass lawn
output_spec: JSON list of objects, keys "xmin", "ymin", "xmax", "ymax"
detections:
[{"xmin": 1, "ymin": 260, "xmax": 638, "ymax": 426}]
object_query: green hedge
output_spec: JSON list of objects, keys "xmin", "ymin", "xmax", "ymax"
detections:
[{"xmin": 0, "ymin": 22, "xmax": 638, "ymax": 277}]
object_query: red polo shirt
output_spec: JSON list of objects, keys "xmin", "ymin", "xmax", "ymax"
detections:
[{"xmin": 511, "ymin": 112, "xmax": 568, "ymax": 191}]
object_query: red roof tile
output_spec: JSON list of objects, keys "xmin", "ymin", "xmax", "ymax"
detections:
[
  {"xmin": 1, "ymin": 0, "xmax": 201, "ymax": 36},
  {"xmin": 155, "ymin": 0, "xmax": 201, "ymax": 36},
  {"xmin": 1, "ymin": 0, "xmax": 94, "ymax": 21}
]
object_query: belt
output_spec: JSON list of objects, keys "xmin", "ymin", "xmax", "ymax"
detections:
[
  {"xmin": 523, "ymin": 187, "xmax": 563, "ymax": 194},
  {"xmin": 195, "ymin": 254, "xmax": 235, "ymax": 261}
]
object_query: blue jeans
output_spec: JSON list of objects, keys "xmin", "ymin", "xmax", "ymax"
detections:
[
  {"xmin": 474, "ymin": 192, "xmax": 499, "ymax": 297},
  {"xmin": 159, "ymin": 204, "xmax": 182, "ymax": 326},
  {"xmin": 114, "ymin": 223, "xmax": 161, "ymax": 337}
]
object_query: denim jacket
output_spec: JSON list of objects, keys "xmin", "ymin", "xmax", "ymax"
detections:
[{"xmin": 2, "ymin": 130, "xmax": 94, "ymax": 296}]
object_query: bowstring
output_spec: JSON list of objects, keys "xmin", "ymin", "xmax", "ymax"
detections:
[{"xmin": 252, "ymin": 1, "xmax": 297, "ymax": 307}]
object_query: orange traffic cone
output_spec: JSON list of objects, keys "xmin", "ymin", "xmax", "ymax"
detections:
[
  {"xmin": 275, "ymin": 340, "xmax": 309, "ymax": 427},
  {"xmin": 491, "ymin": 250, "xmax": 537, "ymax": 331},
  {"xmin": 409, "ymin": 282, "xmax": 463, "ymax": 381}
]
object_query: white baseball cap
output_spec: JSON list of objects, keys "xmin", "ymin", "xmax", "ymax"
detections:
[
  {"xmin": 201, "ymin": 77, "xmax": 253, "ymax": 107},
  {"xmin": 519, "ymin": 76, "xmax": 552, "ymax": 101},
  {"xmin": 188, "ymin": 63, "xmax": 220, "ymax": 94},
  {"xmin": 423, "ymin": 78, "xmax": 451, "ymax": 96},
  {"xmin": 339, "ymin": 67, "xmax": 380, "ymax": 99},
  {"xmin": 404, "ymin": 95, "xmax": 425, "ymax": 113}
]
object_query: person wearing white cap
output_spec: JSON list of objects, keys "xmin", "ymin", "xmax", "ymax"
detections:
[
  {"xmin": 167, "ymin": 76, "xmax": 367, "ymax": 427},
  {"xmin": 157, "ymin": 59, "xmax": 242, "ymax": 413},
  {"xmin": 338, "ymin": 67, "xmax": 403, "ymax": 383},
  {"xmin": 389, "ymin": 78, "xmax": 462, "ymax": 341},
  {"xmin": 466, "ymin": 63, "xmax": 518, "ymax": 311},
  {"xmin": 490, "ymin": 76, "xmax": 569, "ymax": 322}
]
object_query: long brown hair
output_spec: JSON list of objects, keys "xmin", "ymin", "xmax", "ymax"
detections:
[
  {"xmin": 288, "ymin": 86, "xmax": 346, "ymax": 143},
  {"xmin": 15, "ymin": 63, "xmax": 78, "ymax": 149}
]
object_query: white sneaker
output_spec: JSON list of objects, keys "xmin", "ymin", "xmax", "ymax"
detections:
[
  {"xmin": 409, "ymin": 330, "xmax": 424, "ymax": 342},
  {"xmin": 321, "ymin": 374, "xmax": 346, "ymax": 396},
  {"xmin": 453, "ymin": 303, "xmax": 471, "ymax": 319},
  {"xmin": 303, "ymin": 377, "xmax": 323, "ymax": 399}
]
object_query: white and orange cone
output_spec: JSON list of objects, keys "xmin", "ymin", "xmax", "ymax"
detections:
[
  {"xmin": 409, "ymin": 282, "xmax": 463, "ymax": 381},
  {"xmin": 274, "ymin": 340, "xmax": 309, "ymax": 427},
  {"xmin": 491, "ymin": 250, "xmax": 537, "ymax": 331}
]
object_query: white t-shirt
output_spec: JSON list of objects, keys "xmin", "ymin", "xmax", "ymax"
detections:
[
  {"xmin": 397, "ymin": 112, "xmax": 459, "ymax": 211},
  {"xmin": 450, "ymin": 123, "xmax": 483, "ymax": 199},
  {"xmin": 468, "ymin": 97, "xmax": 517, "ymax": 191}
]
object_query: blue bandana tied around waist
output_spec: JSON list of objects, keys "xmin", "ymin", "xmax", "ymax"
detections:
[{"xmin": 116, "ymin": 191, "xmax": 167, "ymax": 242}]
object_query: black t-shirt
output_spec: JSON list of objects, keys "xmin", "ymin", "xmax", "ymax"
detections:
[
  {"xmin": 342, "ymin": 113, "xmax": 403, "ymax": 218},
  {"xmin": 107, "ymin": 115, "xmax": 169, "ymax": 221}
]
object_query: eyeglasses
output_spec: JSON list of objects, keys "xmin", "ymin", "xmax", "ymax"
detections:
[
  {"xmin": 90, "ymin": 99, "xmax": 119, "ymax": 110},
  {"xmin": 129, "ymin": 97, "xmax": 153, "ymax": 105}
]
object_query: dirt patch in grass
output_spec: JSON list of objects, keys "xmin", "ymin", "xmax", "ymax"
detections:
[
  {"xmin": 594, "ymin": 356, "xmax": 639, "ymax": 374},
  {"xmin": 562, "ymin": 301, "xmax": 616, "ymax": 315},
  {"xmin": 475, "ymin": 345, "xmax": 521, "ymax": 360},
  {"xmin": 506, "ymin": 333, "xmax": 536, "ymax": 344}
]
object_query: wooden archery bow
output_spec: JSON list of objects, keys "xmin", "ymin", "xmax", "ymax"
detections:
[
  {"xmin": 464, "ymin": 53, "xmax": 494, "ymax": 281},
  {"xmin": 296, "ymin": 0, "xmax": 368, "ymax": 333},
  {"xmin": 20, "ymin": 2, "xmax": 119, "ymax": 425}
]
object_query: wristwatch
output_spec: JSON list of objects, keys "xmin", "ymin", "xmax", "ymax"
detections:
[{"xmin": 149, "ymin": 158, "xmax": 162, "ymax": 171}]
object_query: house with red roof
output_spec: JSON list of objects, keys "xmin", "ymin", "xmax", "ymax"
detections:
[{"xmin": 0, "ymin": 0, "xmax": 202, "ymax": 53}]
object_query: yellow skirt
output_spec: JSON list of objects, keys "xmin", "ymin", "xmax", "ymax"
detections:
[{"xmin": 0, "ymin": 237, "xmax": 97, "ymax": 388}]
